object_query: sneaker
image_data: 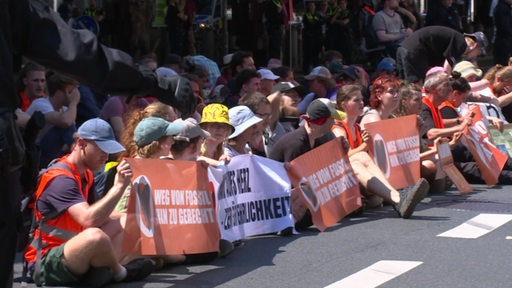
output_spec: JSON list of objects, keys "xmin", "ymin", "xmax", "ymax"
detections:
[
  {"xmin": 152, "ymin": 256, "xmax": 166, "ymax": 270},
  {"xmin": 393, "ymin": 178, "xmax": 429, "ymax": 219},
  {"xmin": 122, "ymin": 258, "xmax": 155, "ymax": 282},
  {"xmin": 219, "ymin": 239, "xmax": 235, "ymax": 257},
  {"xmin": 83, "ymin": 266, "xmax": 112, "ymax": 287}
]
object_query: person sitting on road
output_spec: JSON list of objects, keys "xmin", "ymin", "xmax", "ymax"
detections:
[
  {"xmin": 333, "ymin": 84, "xmax": 429, "ymax": 215},
  {"xmin": 224, "ymin": 105, "xmax": 263, "ymax": 157},
  {"xmin": 199, "ymin": 103, "xmax": 235, "ymax": 164},
  {"xmin": 24, "ymin": 118, "xmax": 154, "ymax": 286}
]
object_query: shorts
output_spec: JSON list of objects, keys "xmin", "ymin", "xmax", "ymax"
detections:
[
  {"xmin": 34, "ymin": 244, "xmax": 81, "ymax": 286},
  {"xmin": 32, "ymin": 244, "xmax": 111, "ymax": 286}
]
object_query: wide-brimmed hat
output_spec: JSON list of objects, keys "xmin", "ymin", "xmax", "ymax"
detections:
[
  {"xmin": 199, "ymin": 103, "xmax": 235, "ymax": 132},
  {"xmin": 134, "ymin": 117, "xmax": 185, "ymax": 147},
  {"xmin": 77, "ymin": 118, "xmax": 125, "ymax": 154},
  {"xmin": 228, "ymin": 106, "xmax": 262, "ymax": 139},
  {"xmin": 453, "ymin": 60, "xmax": 482, "ymax": 79}
]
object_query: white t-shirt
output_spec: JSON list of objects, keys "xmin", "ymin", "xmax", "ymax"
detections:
[{"xmin": 26, "ymin": 97, "xmax": 69, "ymax": 141}]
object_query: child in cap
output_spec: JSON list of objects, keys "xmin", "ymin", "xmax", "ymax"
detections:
[
  {"xmin": 199, "ymin": 103, "xmax": 234, "ymax": 162},
  {"xmin": 168, "ymin": 118, "xmax": 211, "ymax": 161},
  {"xmin": 225, "ymin": 105, "xmax": 263, "ymax": 157},
  {"xmin": 115, "ymin": 117, "xmax": 184, "ymax": 212}
]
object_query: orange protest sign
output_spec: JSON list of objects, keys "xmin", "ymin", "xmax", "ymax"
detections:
[
  {"xmin": 287, "ymin": 137, "xmax": 361, "ymax": 232},
  {"xmin": 463, "ymin": 106, "xmax": 508, "ymax": 186},
  {"xmin": 123, "ymin": 158, "xmax": 220, "ymax": 256},
  {"xmin": 363, "ymin": 115, "xmax": 420, "ymax": 189}
]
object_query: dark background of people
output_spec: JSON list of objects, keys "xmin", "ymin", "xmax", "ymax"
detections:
[
  {"xmin": 325, "ymin": 0, "xmax": 355, "ymax": 64},
  {"xmin": 398, "ymin": 0, "xmax": 422, "ymax": 30},
  {"xmin": 57, "ymin": 0, "xmax": 74, "ymax": 23},
  {"xmin": 302, "ymin": 1, "xmax": 323, "ymax": 73},
  {"xmin": 264, "ymin": 0, "xmax": 288, "ymax": 60},
  {"xmin": 493, "ymin": 0, "xmax": 512, "ymax": 65},
  {"xmin": 231, "ymin": 0, "xmax": 266, "ymax": 65},
  {"xmin": 166, "ymin": 0, "xmax": 188, "ymax": 56},
  {"xmin": 424, "ymin": 0, "xmax": 463, "ymax": 32}
]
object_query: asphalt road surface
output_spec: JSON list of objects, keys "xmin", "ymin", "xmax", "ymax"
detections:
[{"xmin": 13, "ymin": 183, "xmax": 512, "ymax": 288}]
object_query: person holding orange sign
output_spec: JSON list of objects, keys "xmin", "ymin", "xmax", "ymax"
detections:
[
  {"xmin": 333, "ymin": 84, "xmax": 428, "ymax": 218},
  {"xmin": 270, "ymin": 98, "xmax": 337, "ymax": 229},
  {"xmin": 438, "ymin": 75, "xmax": 512, "ymax": 184},
  {"xmin": 24, "ymin": 119, "xmax": 154, "ymax": 286}
]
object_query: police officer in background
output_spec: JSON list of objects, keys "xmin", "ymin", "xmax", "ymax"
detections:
[{"xmin": 0, "ymin": 1, "xmax": 196, "ymax": 286}]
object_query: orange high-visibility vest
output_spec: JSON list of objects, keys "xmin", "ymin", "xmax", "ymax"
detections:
[{"xmin": 24, "ymin": 156, "xmax": 94, "ymax": 264}]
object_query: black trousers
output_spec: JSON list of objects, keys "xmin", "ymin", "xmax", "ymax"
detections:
[
  {"xmin": 452, "ymin": 143, "xmax": 512, "ymax": 184},
  {"xmin": 0, "ymin": 111, "xmax": 25, "ymax": 288}
]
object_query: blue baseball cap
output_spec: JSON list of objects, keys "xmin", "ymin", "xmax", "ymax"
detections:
[{"xmin": 77, "ymin": 118, "xmax": 125, "ymax": 154}]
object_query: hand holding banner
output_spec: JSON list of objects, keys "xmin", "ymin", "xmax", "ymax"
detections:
[
  {"xmin": 123, "ymin": 158, "xmax": 220, "ymax": 256},
  {"xmin": 435, "ymin": 138, "xmax": 472, "ymax": 194},
  {"xmin": 463, "ymin": 105, "xmax": 508, "ymax": 186},
  {"xmin": 208, "ymin": 154, "xmax": 294, "ymax": 242},
  {"xmin": 363, "ymin": 115, "xmax": 420, "ymax": 189}
]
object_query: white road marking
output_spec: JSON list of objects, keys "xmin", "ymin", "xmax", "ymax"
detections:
[
  {"xmin": 324, "ymin": 260, "xmax": 423, "ymax": 288},
  {"xmin": 437, "ymin": 213, "xmax": 512, "ymax": 239}
]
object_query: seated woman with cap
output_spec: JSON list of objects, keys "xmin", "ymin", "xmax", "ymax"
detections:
[
  {"xmin": 224, "ymin": 105, "xmax": 263, "ymax": 157},
  {"xmin": 121, "ymin": 117, "xmax": 235, "ymax": 267},
  {"xmin": 115, "ymin": 116, "xmax": 185, "ymax": 214},
  {"xmin": 115, "ymin": 116, "xmax": 187, "ymax": 266}
]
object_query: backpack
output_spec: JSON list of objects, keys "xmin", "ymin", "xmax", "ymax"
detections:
[
  {"xmin": 20, "ymin": 160, "xmax": 74, "ymax": 286},
  {"xmin": 94, "ymin": 162, "xmax": 118, "ymax": 198},
  {"xmin": 16, "ymin": 111, "xmax": 45, "ymax": 252}
]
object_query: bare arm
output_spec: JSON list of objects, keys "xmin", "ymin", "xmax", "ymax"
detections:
[
  {"xmin": 375, "ymin": 30, "xmax": 404, "ymax": 42},
  {"xmin": 425, "ymin": 121, "xmax": 469, "ymax": 141},
  {"xmin": 67, "ymin": 160, "xmax": 132, "ymax": 228},
  {"xmin": 396, "ymin": 7, "xmax": 417, "ymax": 29},
  {"xmin": 44, "ymin": 87, "xmax": 80, "ymax": 128},
  {"xmin": 267, "ymin": 91, "xmax": 282, "ymax": 132},
  {"xmin": 359, "ymin": 112, "xmax": 381, "ymax": 129},
  {"xmin": 498, "ymin": 91, "xmax": 512, "ymax": 107},
  {"xmin": 109, "ymin": 116, "xmax": 125, "ymax": 142}
]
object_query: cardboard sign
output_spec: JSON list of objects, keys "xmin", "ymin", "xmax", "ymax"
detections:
[
  {"xmin": 363, "ymin": 115, "xmax": 421, "ymax": 189},
  {"xmin": 435, "ymin": 140, "xmax": 472, "ymax": 194},
  {"xmin": 488, "ymin": 123, "xmax": 512, "ymax": 157},
  {"xmin": 287, "ymin": 137, "xmax": 361, "ymax": 232},
  {"xmin": 462, "ymin": 106, "xmax": 508, "ymax": 186},
  {"xmin": 208, "ymin": 155, "xmax": 294, "ymax": 242},
  {"xmin": 123, "ymin": 158, "xmax": 220, "ymax": 255}
]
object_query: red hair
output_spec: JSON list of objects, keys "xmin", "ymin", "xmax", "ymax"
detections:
[{"xmin": 369, "ymin": 75, "xmax": 400, "ymax": 108}]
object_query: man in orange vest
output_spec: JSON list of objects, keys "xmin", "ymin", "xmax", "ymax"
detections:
[
  {"xmin": 2, "ymin": 1, "xmax": 196, "ymax": 286},
  {"xmin": 24, "ymin": 118, "xmax": 154, "ymax": 286}
]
